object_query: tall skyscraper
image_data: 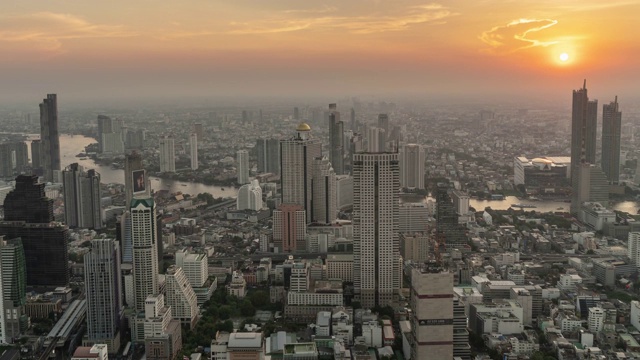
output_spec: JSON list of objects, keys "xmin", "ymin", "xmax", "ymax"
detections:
[
  {"xmin": 410, "ymin": 266, "xmax": 454, "ymax": 360},
  {"xmin": 311, "ymin": 157, "xmax": 337, "ymax": 224},
  {"xmin": 159, "ymin": 136, "xmax": 175, "ymax": 173},
  {"xmin": 293, "ymin": 107, "xmax": 300, "ymax": 120},
  {"xmin": 366, "ymin": 127, "xmax": 386, "ymax": 153},
  {"xmin": 377, "ymin": 114, "xmax": 389, "ymax": 140},
  {"xmin": 436, "ymin": 185, "xmax": 468, "ymax": 249},
  {"xmin": 63, "ymin": 163, "xmax": 102, "ymax": 229},
  {"xmin": 353, "ymin": 152, "xmax": 400, "ymax": 308},
  {"xmin": 124, "ymin": 151, "xmax": 148, "ymax": 204},
  {"xmin": 256, "ymin": 138, "xmax": 280, "ymax": 174},
  {"xmin": 189, "ymin": 133, "xmax": 198, "ymax": 170},
  {"xmin": 0, "ymin": 175, "xmax": 69, "ymax": 287},
  {"xmin": 400, "ymin": 144, "xmax": 425, "ymax": 190},
  {"xmin": 98, "ymin": 115, "xmax": 125, "ymax": 154},
  {"xmin": 0, "ymin": 237, "xmax": 27, "ymax": 344},
  {"xmin": 130, "ymin": 198, "xmax": 159, "ymax": 311},
  {"xmin": 328, "ymin": 104, "xmax": 345, "ymax": 175},
  {"xmin": 602, "ymin": 97, "xmax": 622, "ymax": 184},
  {"xmin": 39, "ymin": 94, "xmax": 61, "ymax": 182},
  {"xmin": 0, "ymin": 142, "xmax": 28, "ymax": 178},
  {"xmin": 571, "ymin": 81, "xmax": 599, "ymax": 214},
  {"xmin": 272, "ymin": 204, "xmax": 306, "ymax": 253},
  {"xmin": 236, "ymin": 150, "xmax": 250, "ymax": 185},
  {"xmin": 350, "ymin": 108, "xmax": 356, "ymax": 132},
  {"xmin": 30, "ymin": 140, "xmax": 42, "ymax": 174},
  {"xmin": 84, "ymin": 238, "xmax": 123, "ymax": 351},
  {"xmin": 280, "ymin": 123, "xmax": 322, "ymax": 218}
]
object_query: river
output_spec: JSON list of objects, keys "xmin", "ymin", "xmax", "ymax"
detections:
[
  {"xmin": 26, "ymin": 134, "xmax": 237, "ymax": 199},
  {"xmin": 469, "ymin": 196, "xmax": 640, "ymax": 214}
]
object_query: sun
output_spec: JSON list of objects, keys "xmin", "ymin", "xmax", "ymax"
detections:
[{"xmin": 559, "ymin": 53, "xmax": 569, "ymax": 62}]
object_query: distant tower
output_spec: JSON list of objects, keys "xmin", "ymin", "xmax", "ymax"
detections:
[
  {"xmin": 571, "ymin": 80, "xmax": 599, "ymax": 214},
  {"xmin": 602, "ymin": 97, "xmax": 622, "ymax": 184},
  {"xmin": 255, "ymin": 138, "xmax": 280, "ymax": 174},
  {"xmin": 236, "ymin": 150, "xmax": 250, "ymax": 185},
  {"xmin": 98, "ymin": 115, "xmax": 124, "ymax": 154},
  {"xmin": 30, "ymin": 140, "xmax": 42, "ymax": 174},
  {"xmin": 63, "ymin": 163, "xmax": 102, "ymax": 229},
  {"xmin": 130, "ymin": 198, "xmax": 159, "ymax": 311},
  {"xmin": 189, "ymin": 133, "xmax": 198, "ymax": 170},
  {"xmin": 159, "ymin": 136, "xmax": 175, "ymax": 173},
  {"xmin": 0, "ymin": 237, "xmax": 27, "ymax": 343},
  {"xmin": 39, "ymin": 94, "xmax": 61, "ymax": 182},
  {"xmin": 353, "ymin": 152, "xmax": 400, "ymax": 308},
  {"xmin": 280, "ymin": 123, "xmax": 322, "ymax": 218},
  {"xmin": 312, "ymin": 157, "xmax": 337, "ymax": 224},
  {"xmin": 366, "ymin": 127, "xmax": 386, "ymax": 153},
  {"xmin": 436, "ymin": 185, "xmax": 468, "ymax": 249},
  {"xmin": 350, "ymin": 108, "xmax": 356, "ymax": 132},
  {"xmin": 192, "ymin": 123, "xmax": 204, "ymax": 142},
  {"xmin": 377, "ymin": 114, "xmax": 389, "ymax": 140},
  {"xmin": 400, "ymin": 144, "xmax": 425, "ymax": 190},
  {"xmin": 84, "ymin": 238, "xmax": 122, "ymax": 351},
  {"xmin": 293, "ymin": 107, "xmax": 300, "ymax": 121},
  {"xmin": 328, "ymin": 104, "xmax": 345, "ymax": 175}
]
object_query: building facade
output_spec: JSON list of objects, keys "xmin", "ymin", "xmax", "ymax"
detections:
[
  {"xmin": 131, "ymin": 198, "xmax": 159, "ymax": 311},
  {"xmin": 602, "ymin": 97, "xmax": 622, "ymax": 184},
  {"xmin": 63, "ymin": 164, "xmax": 102, "ymax": 229}
]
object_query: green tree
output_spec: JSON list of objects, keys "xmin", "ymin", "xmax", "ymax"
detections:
[
  {"xmin": 219, "ymin": 305, "xmax": 232, "ymax": 320},
  {"xmin": 240, "ymin": 299, "xmax": 256, "ymax": 317},
  {"xmin": 249, "ymin": 290, "xmax": 269, "ymax": 308}
]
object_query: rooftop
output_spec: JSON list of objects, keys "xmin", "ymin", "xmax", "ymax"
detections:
[{"xmin": 228, "ymin": 332, "xmax": 263, "ymax": 348}]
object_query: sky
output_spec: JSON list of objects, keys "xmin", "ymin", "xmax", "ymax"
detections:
[{"xmin": 1, "ymin": 0, "xmax": 639, "ymax": 104}]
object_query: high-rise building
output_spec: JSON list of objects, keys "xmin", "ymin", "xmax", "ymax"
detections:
[
  {"xmin": 272, "ymin": 204, "xmax": 306, "ymax": 253},
  {"xmin": 628, "ymin": 232, "xmax": 640, "ymax": 268},
  {"xmin": 192, "ymin": 123, "xmax": 204, "ymax": 142},
  {"xmin": 39, "ymin": 94, "xmax": 61, "ymax": 182},
  {"xmin": 189, "ymin": 133, "xmax": 198, "ymax": 170},
  {"xmin": 293, "ymin": 107, "xmax": 300, "ymax": 121},
  {"xmin": 0, "ymin": 175, "xmax": 68, "ymax": 287},
  {"xmin": 574, "ymin": 163, "xmax": 610, "ymax": 214},
  {"xmin": 0, "ymin": 142, "xmax": 28, "ymax": 178},
  {"xmin": 350, "ymin": 108, "xmax": 356, "ymax": 132},
  {"xmin": 366, "ymin": 127, "xmax": 386, "ymax": 153},
  {"xmin": 97, "ymin": 115, "xmax": 125, "ymax": 154},
  {"xmin": 280, "ymin": 124, "xmax": 322, "ymax": 218},
  {"xmin": 63, "ymin": 163, "xmax": 102, "ymax": 229},
  {"xmin": 30, "ymin": 140, "xmax": 42, "ymax": 174},
  {"xmin": 255, "ymin": 138, "xmax": 280, "ymax": 174},
  {"xmin": 436, "ymin": 185, "xmax": 468, "ymax": 249},
  {"xmin": 84, "ymin": 238, "xmax": 122, "ymax": 351},
  {"xmin": 131, "ymin": 198, "xmax": 159, "ymax": 311},
  {"xmin": 164, "ymin": 266, "xmax": 198, "ymax": 329},
  {"xmin": 237, "ymin": 180, "xmax": 263, "ymax": 211},
  {"xmin": 124, "ymin": 151, "xmax": 148, "ymax": 204},
  {"xmin": 410, "ymin": 266, "xmax": 454, "ymax": 360},
  {"xmin": 377, "ymin": 114, "xmax": 389, "ymax": 140},
  {"xmin": 400, "ymin": 144, "xmax": 425, "ymax": 190},
  {"xmin": 142, "ymin": 294, "xmax": 182, "ymax": 360},
  {"xmin": 236, "ymin": 150, "xmax": 250, "ymax": 185},
  {"xmin": 159, "ymin": 136, "xmax": 175, "ymax": 173},
  {"xmin": 453, "ymin": 298, "xmax": 471, "ymax": 360},
  {"xmin": 451, "ymin": 190, "xmax": 470, "ymax": 216},
  {"xmin": 0, "ymin": 237, "xmax": 27, "ymax": 344},
  {"xmin": 328, "ymin": 105, "xmax": 345, "ymax": 175},
  {"xmin": 602, "ymin": 97, "xmax": 622, "ymax": 184},
  {"xmin": 353, "ymin": 152, "xmax": 400, "ymax": 308},
  {"xmin": 311, "ymin": 157, "xmax": 337, "ymax": 224},
  {"xmin": 571, "ymin": 81, "xmax": 599, "ymax": 214}
]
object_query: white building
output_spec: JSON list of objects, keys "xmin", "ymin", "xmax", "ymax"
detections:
[
  {"xmin": 71, "ymin": 344, "xmax": 109, "ymax": 360},
  {"xmin": 558, "ymin": 274, "xmax": 582, "ymax": 291},
  {"xmin": 189, "ymin": 133, "xmax": 198, "ymax": 170},
  {"xmin": 159, "ymin": 136, "xmax": 175, "ymax": 173},
  {"xmin": 630, "ymin": 301, "xmax": 640, "ymax": 331},
  {"xmin": 237, "ymin": 180, "xmax": 263, "ymax": 211},
  {"xmin": 400, "ymin": 144, "xmax": 425, "ymax": 190},
  {"xmin": 588, "ymin": 307, "xmax": 605, "ymax": 333},
  {"xmin": 628, "ymin": 232, "xmax": 640, "ymax": 268},
  {"xmin": 165, "ymin": 265, "xmax": 198, "ymax": 328},
  {"xmin": 228, "ymin": 271, "xmax": 246, "ymax": 299},
  {"xmin": 312, "ymin": 157, "xmax": 337, "ymax": 224},
  {"xmin": 131, "ymin": 198, "xmax": 159, "ymax": 311},
  {"xmin": 326, "ymin": 253, "xmax": 353, "ymax": 282},
  {"xmin": 236, "ymin": 150, "xmax": 250, "ymax": 185}
]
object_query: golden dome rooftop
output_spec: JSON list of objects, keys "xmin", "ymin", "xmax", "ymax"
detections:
[{"xmin": 296, "ymin": 122, "xmax": 311, "ymax": 131}]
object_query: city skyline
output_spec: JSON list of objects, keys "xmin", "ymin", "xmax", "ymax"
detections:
[{"xmin": 0, "ymin": 1, "xmax": 639, "ymax": 103}]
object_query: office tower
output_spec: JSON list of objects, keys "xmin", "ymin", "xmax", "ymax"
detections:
[
  {"xmin": 451, "ymin": 190, "xmax": 470, "ymax": 216},
  {"xmin": 435, "ymin": 185, "xmax": 468, "ymax": 249},
  {"xmin": 130, "ymin": 198, "xmax": 159, "ymax": 311},
  {"xmin": 119, "ymin": 212, "xmax": 133, "ymax": 263},
  {"xmin": 84, "ymin": 238, "xmax": 123, "ymax": 351},
  {"xmin": 628, "ymin": 232, "xmax": 640, "ymax": 268},
  {"xmin": 311, "ymin": 157, "xmax": 337, "ymax": 224},
  {"xmin": 256, "ymin": 138, "xmax": 280, "ymax": 174},
  {"xmin": 399, "ymin": 144, "xmax": 425, "ymax": 190},
  {"xmin": 164, "ymin": 265, "xmax": 198, "ymax": 329},
  {"xmin": 574, "ymin": 163, "xmax": 610, "ymax": 213},
  {"xmin": 293, "ymin": 107, "xmax": 300, "ymax": 120},
  {"xmin": 377, "ymin": 114, "xmax": 389, "ymax": 140},
  {"xmin": 156, "ymin": 213, "xmax": 163, "ymax": 275},
  {"xmin": 237, "ymin": 180, "xmax": 263, "ymax": 211},
  {"xmin": 328, "ymin": 105, "xmax": 345, "ymax": 175},
  {"xmin": 350, "ymin": 108, "xmax": 356, "ymax": 132},
  {"xmin": 62, "ymin": 164, "xmax": 102, "ymax": 229},
  {"xmin": 97, "ymin": 115, "xmax": 125, "ymax": 154},
  {"xmin": 0, "ymin": 142, "xmax": 28, "ymax": 177},
  {"xmin": 571, "ymin": 81, "xmax": 598, "ymax": 214},
  {"xmin": 30, "ymin": 140, "xmax": 42, "ymax": 174},
  {"xmin": 125, "ymin": 128, "xmax": 145, "ymax": 150},
  {"xmin": 453, "ymin": 298, "xmax": 471, "ymax": 360},
  {"xmin": 410, "ymin": 266, "xmax": 454, "ymax": 360},
  {"xmin": 0, "ymin": 175, "xmax": 69, "ymax": 287},
  {"xmin": 602, "ymin": 97, "xmax": 622, "ymax": 184},
  {"xmin": 124, "ymin": 151, "xmax": 148, "ymax": 204},
  {"xmin": 192, "ymin": 123, "xmax": 204, "ymax": 142},
  {"xmin": 142, "ymin": 294, "xmax": 182, "ymax": 360},
  {"xmin": 97, "ymin": 115, "xmax": 111, "ymax": 153},
  {"xmin": 353, "ymin": 152, "xmax": 400, "ymax": 308},
  {"xmin": 236, "ymin": 150, "xmax": 250, "ymax": 185},
  {"xmin": 159, "ymin": 136, "xmax": 175, "ymax": 173},
  {"xmin": 272, "ymin": 204, "xmax": 306, "ymax": 253},
  {"xmin": 189, "ymin": 133, "xmax": 198, "ymax": 170},
  {"xmin": 242, "ymin": 110, "xmax": 249, "ymax": 123},
  {"xmin": 366, "ymin": 127, "xmax": 386, "ymax": 153},
  {"xmin": 0, "ymin": 237, "xmax": 27, "ymax": 343},
  {"xmin": 175, "ymin": 251, "xmax": 211, "ymax": 305},
  {"xmin": 39, "ymin": 94, "xmax": 61, "ymax": 182},
  {"xmin": 280, "ymin": 123, "xmax": 322, "ymax": 217}
]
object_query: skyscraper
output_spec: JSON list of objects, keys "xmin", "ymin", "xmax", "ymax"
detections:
[
  {"xmin": 164, "ymin": 265, "xmax": 198, "ymax": 329},
  {"xmin": 350, "ymin": 108, "xmax": 356, "ymax": 132},
  {"xmin": 39, "ymin": 94, "xmax": 61, "ymax": 182},
  {"xmin": 256, "ymin": 138, "xmax": 280, "ymax": 175},
  {"xmin": 0, "ymin": 237, "xmax": 27, "ymax": 344},
  {"xmin": 189, "ymin": 133, "xmax": 198, "ymax": 170},
  {"xmin": 377, "ymin": 114, "xmax": 390, "ymax": 140},
  {"xmin": 237, "ymin": 180, "xmax": 263, "ymax": 211},
  {"xmin": 192, "ymin": 123, "xmax": 204, "ymax": 142},
  {"xmin": 159, "ymin": 136, "xmax": 175, "ymax": 173},
  {"xmin": 436, "ymin": 185, "xmax": 468, "ymax": 249},
  {"xmin": 571, "ymin": 81, "xmax": 598, "ymax": 214},
  {"xmin": 84, "ymin": 238, "xmax": 122, "ymax": 351},
  {"xmin": 328, "ymin": 104, "xmax": 345, "ymax": 175},
  {"xmin": 366, "ymin": 127, "xmax": 386, "ymax": 153},
  {"xmin": 311, "ymin": 157, "xmax": 337, "ymax": 224},
  {"xmin": 602, "ymin": 97, "xmax": 622, "ymax": 184},
  {"xmin": 98, "ymin": 115, "xmax": 125, "ymax": 154},
  {"xmin": 400, "ymin": 144, "xmax": 425, "ymax": 190},
  {"xmin": 0, "ymin": 175, "xmax": 69, "ymax": 287},
  {"xmin": 353, "ymin": 152, "xmax": 400, "ymax": 308},
  {"xmin": 0, "ymin": 142, "xmax": 28, "ymax": 178},
  {"xmin": 272, "ymin": 204, "xmax": 306, "ymax": 253},
  {"xmin": 124, "ymin": 151, "xmax": 148, "ymax": 204},
  {"xmin": 236, "ymin": 150, "xmax": 250, "ymax": 185},
  {"xmin": 63, "ymin": 163, "xmax": 102, "ymax": 229},
  {"xmin": 280, "ymin": 123, "xmax": 322, "ymax": 218},
  {"xmin": 130, "ymin": 198, "xmax": 159, "ymax": 311},
  {"xmin": 30, "ymin": 140, "xmax": 42, "ymax": 175}
]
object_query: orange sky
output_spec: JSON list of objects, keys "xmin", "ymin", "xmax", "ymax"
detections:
[{"xmin": 1, "ymin": 0, "xmax": 639, "ymax": 103}]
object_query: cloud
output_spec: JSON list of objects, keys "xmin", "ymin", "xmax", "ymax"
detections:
[
  {"xmin": 0, "ymin": 12, "xmax": 136, "ymax": 54},
  {"xmin": 480, "ymin": 18, "xmax": 558, "ymax": 53}
]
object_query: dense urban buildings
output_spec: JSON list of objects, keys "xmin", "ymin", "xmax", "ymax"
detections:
[
  {"xmin": 63, "ymin": 163, "xmax": 102, "ymax": 229},
  {"xmin": 38, "ymin": 94, "xmax": 61, "ymax": 182},
  {"xmin": 601, "ymin": 97, "xmax": 622, "ymax": 184}
]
